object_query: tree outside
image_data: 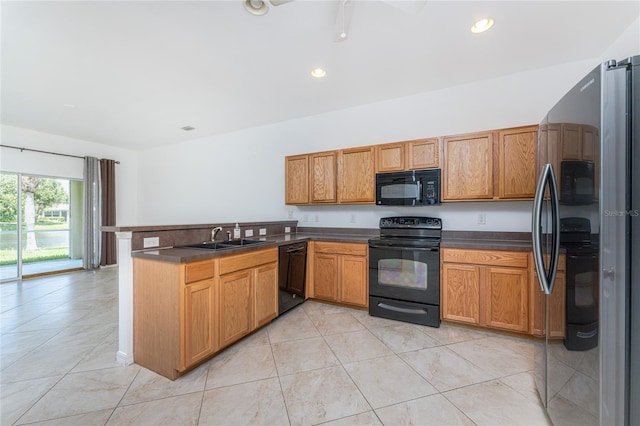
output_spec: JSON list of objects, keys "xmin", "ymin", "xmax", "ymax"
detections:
[{"xmin": 0, "ymin": 173, "xmax": 70, "ymax": 263}]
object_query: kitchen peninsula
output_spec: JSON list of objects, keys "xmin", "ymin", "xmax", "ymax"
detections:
[{"xmin": 104, "ymin": 221, "xmax": 375, "ymax": 379}]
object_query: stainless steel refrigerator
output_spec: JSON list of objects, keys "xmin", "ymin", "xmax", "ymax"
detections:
[{"xmin": 532, "ymin": 56, "xmax": 639, "ymax": 425}]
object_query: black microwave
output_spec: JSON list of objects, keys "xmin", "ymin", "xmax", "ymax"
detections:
[
  {"xmin": 375, "ymin": 169, "xmax": 441, "ymax": 206},
  {"xmin": 560, "ymin": 161, "xmax": 595, "ymax": 205}
]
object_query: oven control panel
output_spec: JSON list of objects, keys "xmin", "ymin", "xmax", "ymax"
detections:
[{"xmin": 379, "ymin": 216, "xmax": 442, "ymax": 229}]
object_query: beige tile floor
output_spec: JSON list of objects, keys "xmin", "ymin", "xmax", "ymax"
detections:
[{"xmin": 1, "ymin": 268, "xmax": 559, "ymax": 425}]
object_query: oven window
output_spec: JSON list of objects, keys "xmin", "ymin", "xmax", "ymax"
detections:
[
  {"xmin": 381, "ymin": 184, "xmax": 419, "ymax": 199},
  {"xmin": 378, "ymin": 259, "xmax": 428, "ymax": 290}
]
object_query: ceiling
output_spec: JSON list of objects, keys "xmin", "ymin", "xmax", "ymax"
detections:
[{"xmin": 2, "ymin": 1, "xmax": 638, "ymax": 150}]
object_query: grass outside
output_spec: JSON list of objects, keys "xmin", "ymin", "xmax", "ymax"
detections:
[
  {"xmin": 0, "ymin": 220, "xmax": 69, "ymax": 232},
  {"xmin": 0, "ymin": 247, "xmax": 70, "ymax": 265}
]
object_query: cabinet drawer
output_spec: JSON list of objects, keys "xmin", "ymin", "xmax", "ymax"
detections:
[
  {"xmin": 184, "ymin": 260, "xmax": 215, "ymax": 284},
  {"xmin": 220, "ymin": 247, "xmax": 278, "ymax": 275},
  {"xmin": 442, "ymin": 248, "xmax": 528, "ymax": 268},
  {"xmin": 314, "ymin": 242, "xmax": 367, "ymax": 256}
]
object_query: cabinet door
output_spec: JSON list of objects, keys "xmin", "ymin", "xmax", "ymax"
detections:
[
  {"xmin": 408, "ymin": 138, "xmax": 439, "ymax": 169},
  {"xmin": 548, "ymin": 272, "xmax": 566, "ymax": 339},
  {"xmin": 442, "ymin": 263, "xmax": 481, "ymax": 324},
  {"xmin": 310, "ymin": 152, "xmax": 337, "ymax": 203},
  {"xmin": 184, "ymin": 279, "xmax": 216, "ymax": 367},
  {"xmin": 313, "ymin": 253, "xmax": 339, "ymax": 301},
  {"xmin": 581, "ymin": 126, "xmax": 597, "ymax": 162},
  {"xmin": 561, "ymin": 123, "xmax": 581, "ymax": 160},
  {"xmin": 338, "ymin": 147, "xmax": 375, "ymax": 203},
  {"xmin": 285, "ymin": 155, "xmax": 309, "ymax": 205},
  {"xmin": 485, "ymin": 267, "xmax": 528, "ymax": 333},
  {"xmin": 497, "ymin": 126, "xmax": 537, "ymax": 199},
  {"xmin": 339, "ymin": 255, "xmax": 368, "ymax": 307},
  {"xmin": 376, "ymin": 142, "xmax": 405, "ymax": 172},
  {"xmin": 254, "ymin": 262, "xmax": 278, "ymax": 328},
  {"xmin": 219, "ymin": 270, "xmax": 253, "ymax": 348},
  {"xmin": 442, "ymin": 132, "xmax": 493, "ymax": 200}
]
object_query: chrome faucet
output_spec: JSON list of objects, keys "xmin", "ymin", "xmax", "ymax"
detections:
[{"xmin": 211, "ymin": 226, "xmax": 223, "ymax": 241}]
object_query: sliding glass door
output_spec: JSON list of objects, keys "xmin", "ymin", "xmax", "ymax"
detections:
[
  {"xmin": 0, "ymin": 173, "xmax": 20, "ymax": 280},
  {"xmin": 0, "ymin": 172, "xmax": 84, "ymax": 281}
]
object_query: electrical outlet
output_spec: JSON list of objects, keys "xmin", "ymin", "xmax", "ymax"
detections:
[
  {"xmin": 259, "ymin": 228, "xmax": 267, "ymax": 236},
  {"xmin": 303, "ymin": 214, "xmax": 308, "ymax": 222},
  {"xmin": 478, "ymin": 213, "xmax": 486, "ymax": 225},
  {"xmin": 287, "ymin": 211, "xmax": 293, "ymax": 219},
  {"xmin": 143, "ymin": 237, "xmax": 159, "ymax": 248},
  {"xmin": 284, "ymin": 226, "xmax": 291, "ymax": 233},
  {"xmin": 350, "ymin": 214, "xmax": 356, "ymax": 223},
  {"xmin": 314, "ymin": 215, "xmax": 319, "ymax": 222},
  {"xmin": 245, "ymin": 229, "xmax": 254, "ymax": 237}
]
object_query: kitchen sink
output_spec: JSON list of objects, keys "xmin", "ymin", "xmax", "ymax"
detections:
[
  {"xmin": 218, "ymin": 239, "xmax": 268, "ymax": 246},
  {"xmin": 177, "ymin": 239, "xmax": 269, "ymax": 250},
  {"xmin": 177, "ymin": 242, "xmax": 235, "ymax": 250}
]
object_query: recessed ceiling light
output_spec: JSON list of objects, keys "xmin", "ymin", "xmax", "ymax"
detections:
[
  {"xmin": 471, "ymin": 18, "xmax": 494, "ymax": 33},
  {"xmin": 311, "ymin": 68, "xmax": 326, "ymax": 78},
  {"xmin": 63, "ymin": 104, "xmax": 76, "ymax": 108},
  {"xmin": 181, "ymin": 126, "xmax": 195, "ymax": 131}
]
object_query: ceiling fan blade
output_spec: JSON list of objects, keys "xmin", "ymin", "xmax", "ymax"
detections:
[
  {"xmin": 333, "ymin": 0, "xmax": 353, "ymax": 42},
  {"xmin": 269, "ymin": 0, "xmax": 295, "ymax": 6}
]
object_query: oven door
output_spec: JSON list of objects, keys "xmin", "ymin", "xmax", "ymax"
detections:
[{"xmin": 368, "ymin": 240, "xmax": 440, "ymax": 305}]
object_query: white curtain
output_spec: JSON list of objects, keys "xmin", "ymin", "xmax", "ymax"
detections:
[{"xmin": 83, "ymin": 156, "xmax": 101, "ymax": 269}]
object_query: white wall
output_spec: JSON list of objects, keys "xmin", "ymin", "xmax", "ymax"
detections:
[
  {"xmin": 137, "ymin": 58, "xmax": 596, "ymax": 231},
  {"xmin": 0, "ymin": 125, "xmax": 139, "ymax": 225},
  {"xmin": 136, "ymin": 17, "xmax": 639, "ymax": 232}
]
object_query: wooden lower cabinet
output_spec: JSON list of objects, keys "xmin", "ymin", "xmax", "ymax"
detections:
[
  {"xmin": 530, "ymin": 254, "xmax": 566, "ymax": 338},
  {"xmin": 184, "ymin": 278, "xmax": 217, "ymax": 367},
  {"xmin": 485, "ymin": 267, "xmax": 528, "ymax": 332},
  {"xmin": 441, "ymin": 248, "xmax": 530, "ymax": 334},
  {"xmin": 219, "ymin": 249, "xmax": 278, "ymax": 348},
  {"xmin": 441, "ymin": 264, "xmax": 481, "ymax": 325},
  {"xmin": 219, "ymin": 269, "xmax": 253, "ymax": 348},
  {"xmin": 133, "ymin": 257, "xmax": 218, "ymax": 380},
  {"xmin": 254, "ymin": 262, "xmax": 278, "ymax": 328},
  {"xmin": 133, "ymin": 247, "xmax": 277, "ymax": 380},
  {"xmin": 310, "ymin": 242, "xmax": 368, "ymax": 308}
]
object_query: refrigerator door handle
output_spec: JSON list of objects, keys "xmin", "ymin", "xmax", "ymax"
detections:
[
  {"xmin": 531, "ymin": 163, "xmax": 560, "ymax": 295},
  {"xmin": 547, "ymin": 164, "xmax": 561, "ymax": 295}
]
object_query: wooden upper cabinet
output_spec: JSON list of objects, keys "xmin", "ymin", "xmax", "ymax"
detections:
[
  {"xmin": 497, "ymin": 126, "xmax": 537, "ymax": 199},
  {"xmin": 559, "ymin": 123, "xmax": 598, "ymax": 161},
  {"xmin": 338, "ymin": 147, "xmax": 375, "ymax": 203},
  {"xmin": 581, "ymin": 125, "xmax": 597, "ymax": 162},
  {"xmin": 442, "ymin": 132, "xmax": 494, "ymax": 200},
  {"xmin": 310, "ymin": 151, "xmax": 337, "ymax": 203},
  {"xmin": 376, "ymin": 142, "xmax": 405, "ymax": 172},
  {"xmin": 408, "ymin": 138, "xmax": 439, "ymax": 169},
  {"xmin": 561, "ymin": 123, "xmax": 581, "ymax": 160},
  {"xmin": 285, "ymin": 155, "xmax": 309, "ymax": 205}
]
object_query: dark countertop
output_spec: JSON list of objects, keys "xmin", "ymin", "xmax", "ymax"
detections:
[
  {"xmin": 132, "ymin": 229, "xmax": 534, "ymax": 263},
  {"xmin": 441, "ymin": 231, "xmax": 532, "ymax": 251},
  {"xmin": 131, "ymin": 231, "xmax": 375, "ymax": 263}
]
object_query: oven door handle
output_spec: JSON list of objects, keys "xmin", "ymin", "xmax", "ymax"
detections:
[
  {"xmin": 369, "ymin": 243, "xmax": 439, "ymax": 252},
  {"xmin": 377, "ymin": 302, "xmax": 428, "ymax": 315}
]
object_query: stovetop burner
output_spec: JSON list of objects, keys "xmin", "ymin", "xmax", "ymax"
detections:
[{"xmin": 374, "ymin": 216, "xmax": 442, "ymax": 242}]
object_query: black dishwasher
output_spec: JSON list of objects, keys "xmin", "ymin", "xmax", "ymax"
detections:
[{"xmin": 278, "ymin": 241, "xmax": 307, "ymax": 315}]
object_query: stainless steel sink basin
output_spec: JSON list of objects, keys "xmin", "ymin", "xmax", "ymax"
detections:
[
  {"xmin": 218, "ymin": 239, "xmax": 268, "ymax": 246},
  {"xmin": 177, "ymin": 242, "xmax": 235, "ymax": 250},
  {"xmin": 177, "ymin": 239, "xmax": 269, "ymax": 250}
]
